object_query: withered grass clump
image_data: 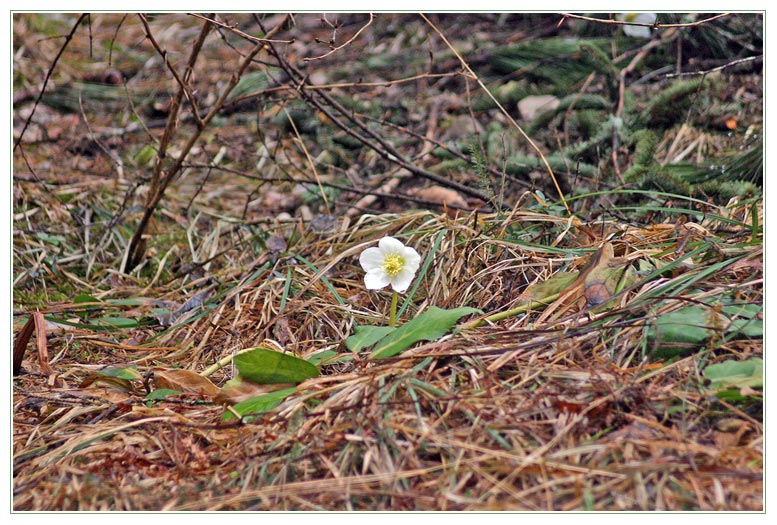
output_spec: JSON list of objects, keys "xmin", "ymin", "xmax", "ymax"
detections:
[{"xmin": 13, "ymin": 201, "xmax": 762, "ymax": 511}]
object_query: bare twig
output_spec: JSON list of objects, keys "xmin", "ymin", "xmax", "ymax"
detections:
[
  {"xmin": 559, "ymin": 12, "xmax": 731, "ymax": 29},
  {"xmin": 123, "ymin": 14, "xmax": 292, "ymax": 272},
  {"xmin": 663, "ymin": 55, "xmax": 763, "ymax": 78},
  {"xmin": 222, "ymin": 71, "xmax": 464, "ymax": 110},
  {"xmin": 303, "ymin": 13, "xmax": 374, "ymax": 62},
  {"xmin": 255, "ymin": 22, "xmax": 501, "ymax": 208},
  {"xmin": 189, "ymin": 12, "xmax": 293, "ymax": 46},
  {"xmin": 13, "ymin": 13, "xmax": 88, "ymax": 152},
  {"xmin": 420, "ymin": 13, "xmax": 570, "ymax": 214},
  {"xmin": 138, "ymin": 14, "xmax": 203, "ymax": 127}
]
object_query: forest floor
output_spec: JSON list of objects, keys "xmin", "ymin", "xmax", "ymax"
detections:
[{"xmin": 11, "ymin": 13, "xmax": 763, "ymax": 511}]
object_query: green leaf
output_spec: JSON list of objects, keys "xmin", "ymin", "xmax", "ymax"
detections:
[
  {"xmin": 370, "ymin": 306, "xmax": 481, "ymax": 359},
  {"xmin": 647, "ymin": 303, "xmax": 763, "ymax": 358},
  {"xmin": 96, "ymin": 365, "xmax": 142, "ymax": 381},
  {"xmin": 106, "ymin": 298, "xmax": 149, "ymax": 306},
  {"xmin": 234, "ymin": 347, "xmax": 319, "ymax": 384},
  {"xmin": 703, "ymin": 358, "xmax": 763, "ymax": 390},
  {"xmin": 520, "ymin": 271, "xmax": 579, "ymax": 302},
  {"xmin": 145, "ymin": 388, "xmax": 182, "ymax": 401},
  {"xmin": 305, "ymin": 349, "xmax": 351, "ymax": 366},
  {"xmin": 134, "ymin": 144, "xmax": 157, "ymax": 166},
  {"xmin": 346, "ymin": 325, "xmax": 396, "ymax": 353},
  {"xmin": 222, "ymin": 387, "xmax": 297, "ymax": 421},
  {"xmin": 91, "ymin": 317, "xmax": 139, "ymax": 328},
  {"xmin": 74, "ymin": 292, "xmax": 101, "ymax": 304},
  {"xmin": 35, "ymin": 231, "xmax": 65, "ymax": 246}
]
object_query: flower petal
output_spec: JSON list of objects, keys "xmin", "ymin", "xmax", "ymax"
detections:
[
  {"xmin": 359, "ymin": 247, "xmax": 386, "ymax": 272},
  {"xmin": 389, "ymin": 269, "xmax": 415, "ymax": 293},
  {"xmin": 378, "ymin": 236, "xmax": 406, "ymax": 253},
  {"xmin": 401, "ymin": 246, "xmax": 421, "ymax": 271},
  {"xmin": 364, "ymin": 269, "xmax": 390, "ymax": 290}
]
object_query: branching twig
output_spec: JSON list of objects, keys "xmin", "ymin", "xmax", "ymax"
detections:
[
  {"xmin": 123, "ymin": 14, "xmax": 291, "ymax": 273},
  {"xmin": 303, "ymin": 13, "xmax": 374, "ymax": 62},
  {"xmin": 138, "ymin": 14, "xmax": 203, "ymax": 127},
  {"xmin": 189, "ymin": 12, "xmax": 293, "ymax": 46},
  {"xmin": 222, "ymin": 71, "xmax": 463, "ymax": 111},
  {"xmin": 254, "ymin": 20, "xmax": 501, "ymax": 208}
]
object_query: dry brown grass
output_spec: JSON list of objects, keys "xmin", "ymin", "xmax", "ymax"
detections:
[{"xmin": 13, "ymin": 202, "xmax": 763, "ymax": 511}]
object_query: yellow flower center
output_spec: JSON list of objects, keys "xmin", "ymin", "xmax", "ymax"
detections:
[{"xmin": 382, "ymin": 253, "xmax": 405, "ymax": 277}]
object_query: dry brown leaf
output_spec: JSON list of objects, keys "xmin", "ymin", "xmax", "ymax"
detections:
[
  {"xmin": 414, "ymin": 185, "xmax": 468, "ymax": 210},
  {"xmin": 151, "ymin": 368, "xmax": 220, "ymax": 397},
  {"xmin": 536, "ymin": 242, "xmax": 627, "ymax": 323}
]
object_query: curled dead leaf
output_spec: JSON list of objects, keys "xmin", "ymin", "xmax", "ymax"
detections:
[{"xmin": 151, "ymin": 368, "xmax": 219, "ymax": 397}]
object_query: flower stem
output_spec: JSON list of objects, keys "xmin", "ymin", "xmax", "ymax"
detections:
[
  {"xmin": 459, "ymin": 294, "xmax": 560, "ymax": 330},
  {"xmin": 389, "ymin": 291, "xmax": 399, "ymax": 327}
]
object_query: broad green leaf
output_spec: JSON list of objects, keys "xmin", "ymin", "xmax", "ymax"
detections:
[
  {"xmin": 35, "ymin": 231, "xmax": 65, "ymax": 246},
  {"xmin": 222, "ymin": 387, "xmax": 297, "ymax": 421},
  {"xmin": 649, "ymin": 306, "xmax": 716, "ymax": 344},
  {"xmin": 346, "ymin": 325, "xmax": 396, "ymax": 353},
  {"xmin": 722, "ymin": 304, "xmax": 763, "ymax": 338},
  {"xmin": 647, "ymin": 304, "xmax": 763, "ymax": 358},
  {"xmin": 370, "ymin": 306, "xmax": 481, "ymax": 359},
  {"xmin": 134, "ymin": 144, "xmax": 157, "ymax": 166},
  {"xmin": 234, "ymin": 347, "xmax": 319, "ymax": 384},
  {"xmin": 226, "ymin": 71, "xmax": 270, "ymax": 101},
  {"xmin": 703, "ymin": 358, "xmax": 762, "ymax": 390}
]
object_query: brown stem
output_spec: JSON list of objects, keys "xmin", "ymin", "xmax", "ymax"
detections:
[{"xmin": 123, "ymin": 14, "xmax": 290, "ymax": 273}]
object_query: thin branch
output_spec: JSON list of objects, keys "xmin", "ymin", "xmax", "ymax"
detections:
[
  {"xmin": 256, "ymin": 26, "xmax": 500, "ymax": 208},
  {"xmin": 559, "ymin": 12, "xmax": 731, "ymax": 28},
  {"xmin": 303, "ymin": 13, "xmax": 374, "ymax": 62},
  {"xmin": 663, "ymin": 55, "xmax": 763, "ymax": 78},
  {"xmin": 137, "ymin": 14, "xmax": 204, "ymax": 127},
  {"xmin": 188, "ymin": 13, "xmax": 293, "ymax": 46},
  {"xmin": 222, "ymin": 71, "xmax": 464, "ymax": 110},
  {"xmin": 13, "ymin": 13, "xmax": 88, "ymax": 152},
  {"xmin": 420, "ymin": 13, "xmax": 570, "ymax": 214}
]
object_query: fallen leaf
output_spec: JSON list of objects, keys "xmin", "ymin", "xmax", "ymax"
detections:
[
  {"xmin": 536, "ymin": 243, "xmax": 630, "ymax": 323},
  {"xmin": 79, "ymin": 375, "xmax": 135, "ymax": 393},
  {"xmin": 517, "ymin": 271, "xmax": 579, "ymax": 304},
  {"xmin": 414, "ymin": 185, "xmax": 468, "ymax": 210},
  {"xmin": 151, "ymin": 368, "xmax": 220, "ymax": 397}
]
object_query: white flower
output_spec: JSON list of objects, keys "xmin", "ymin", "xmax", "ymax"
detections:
[
  {"xmin": 359, "ymin": 236, "xmax": 421, "ymax": 293},
  {"xmin": 616, "ymin": 13, "xmax": 657, "ymax": 38}
]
